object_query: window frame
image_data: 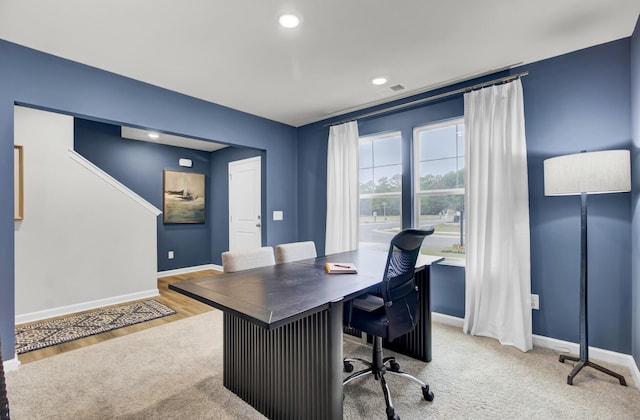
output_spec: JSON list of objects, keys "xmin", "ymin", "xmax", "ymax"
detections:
[
  {"xmin": 358, "ymin": 130, "xmax": 403, "ymax": 243},
  {"xmin": 412, "ymin": 118, "xmax": 465, "ymax": 259}
]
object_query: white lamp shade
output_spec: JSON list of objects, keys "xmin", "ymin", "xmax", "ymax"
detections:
[{"xmin": 544, "ymin": 150, "xmax": 631, "ymax": 196}]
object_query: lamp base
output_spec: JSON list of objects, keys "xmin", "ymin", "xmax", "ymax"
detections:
[{"xmin": 559, "ymin": 355, "xmax": 627, "ymax": 386}]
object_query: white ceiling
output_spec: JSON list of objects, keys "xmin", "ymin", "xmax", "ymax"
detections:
[{"xmin": 1, "ymin": 1, "xmax": 638, "ymax": 127}]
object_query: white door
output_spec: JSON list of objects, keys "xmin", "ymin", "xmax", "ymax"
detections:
[{"xmin": 228, "ymin": 156, "xmax": 262, "ymax": 251}]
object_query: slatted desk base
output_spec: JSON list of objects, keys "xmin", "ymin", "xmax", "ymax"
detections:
[
  {"xmin": 223, "ymin": 302, "xmax": 344, "ymax": 420},
  {"xmin": 383, "ymin": 268, "xmax": 432, "ymax": 362}
]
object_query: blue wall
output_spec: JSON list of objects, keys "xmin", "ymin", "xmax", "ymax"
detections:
[
  {"xmin": 1, "ymin": 34, "xmax": 637, "ymax": 361},
  {"xmin": 75, "ymin": 118, "xmax": 213, "ymax": 271},
  {"xmin": 298, "ymin": 39, "xmax": 633, "ymax": 354},
  {"xmin": 431, "ymin": 264, "xmax": 465, "ymax": 318},
  {"xmin": 631, "ymin": 19, "xmax": 640, "ymax": 368},
  {"xmin": 0, "ymin": 40, "xmax": 298, "ymax": 359},
  {"xmin": 526, "ymin": 39, "xmax": 632, "ymax": 354},
  {"xmin": 75, "ymin": 119, "xmax": 266, "ymax": 269}
]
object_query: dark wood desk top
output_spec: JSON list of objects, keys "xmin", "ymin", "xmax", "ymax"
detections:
[
  {"xmin": 296, "ymin": 249, "xmax": 443, "ymax": 275},
  {"xmin": 169, "ymin": 249, "xmax": 442, "ymax": 330}
]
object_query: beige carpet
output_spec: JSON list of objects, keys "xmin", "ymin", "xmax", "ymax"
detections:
[{"xmin": 6, "ymin": 310, "xmax": 640, "ymax": 419}]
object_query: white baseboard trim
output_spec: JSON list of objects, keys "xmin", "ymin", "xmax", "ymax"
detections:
[
  {"xmin": 432, "ymin": 312, "xmax": 640, "ymax": 388},
  {"xmin": 15, "ymin": 289, "xmax": 160, "ymax": 325},
  {"xmin": 532, "ymin": 334, "xmax": 640, "ymax": 388},
  {"xmin": 157, "ymin": 264, "xmax": 222, "ymax": 278},
  {"xmin": 432, "ymin": 312, "xmax": 465, "ymax": 328},
  {"xmin": 3, "ymin": 356, "xmax": 20, "ymax": 372}
]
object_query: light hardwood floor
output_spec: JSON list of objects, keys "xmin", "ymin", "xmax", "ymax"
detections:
[{"xmin": 17, "ymin": 270, "xmax": 221, "ymax": 364}]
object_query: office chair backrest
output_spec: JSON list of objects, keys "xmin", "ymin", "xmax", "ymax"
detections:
[
  {"xmin": 274, "ymin": 241, "xmax": 317, "ymax": 263},
  {"xmin": 222, "ymin": 246, "xmax": 276, "ymax": 273},
  {"xmin": 381, "ymin": 228, "xmax": 434, "ymax": 341}
]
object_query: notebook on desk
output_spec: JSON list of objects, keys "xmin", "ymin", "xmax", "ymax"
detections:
[{"xmin": 325, "ymin": 262, "xmax": 357, "ymax": 274}]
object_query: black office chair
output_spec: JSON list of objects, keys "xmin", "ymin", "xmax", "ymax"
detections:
[{"xmin": 343, "ymin": 228, "xmax": 435, "ymax": 420}]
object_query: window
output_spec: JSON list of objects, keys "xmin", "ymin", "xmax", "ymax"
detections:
[
  {"xmin": 359, "ymin": 132, "xmax": 402, "ymax": 251},
  {"xmin": 414, "ymin": 119, "xmax": 465, "ymax": 258}
]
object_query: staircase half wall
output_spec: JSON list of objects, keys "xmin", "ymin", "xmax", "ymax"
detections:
[{"xmin": 14, "ymin": 106, "xmax": 161, "ymax": 324}]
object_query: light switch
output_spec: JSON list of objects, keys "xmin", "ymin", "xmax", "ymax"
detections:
[
  {"xmin": 168, "ymin": 251, "xmax": 175, "ymax": 259},
  {"xmin": 273, "ymin": 211, "xmax": 283, "ymax": 221}
]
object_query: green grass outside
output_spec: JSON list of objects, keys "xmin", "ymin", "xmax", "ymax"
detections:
[{"xmin": 421, "ymin": 247, "xmax": 466, "ymax": 259}]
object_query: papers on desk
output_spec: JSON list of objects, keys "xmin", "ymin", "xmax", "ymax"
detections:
[{"xmin": 325, "ymin": 262, "xmax": 358, "ymax": 274}]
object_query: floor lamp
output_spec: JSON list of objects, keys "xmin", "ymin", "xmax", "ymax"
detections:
[{"xmin": 544, "ymin": 149, "xmax": 630, "ymax": 386}]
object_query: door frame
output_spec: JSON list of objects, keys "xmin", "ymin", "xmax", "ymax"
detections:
[{"xmin": 228, "ymin": 155, "xmax": 263, "ymax": 251}]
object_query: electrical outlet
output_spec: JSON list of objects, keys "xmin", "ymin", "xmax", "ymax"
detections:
[
  {"xmin": 168, "ymin": 251, "xmax": 174, "ymax": 259},
  {"xmin": 531, "ymin": 294, "xmax": 539, "ymax": 310}
]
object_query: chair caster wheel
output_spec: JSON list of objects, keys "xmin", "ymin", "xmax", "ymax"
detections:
[
  {"xmin": 386, "ymin": 407, "xmax": 400, "ymax": 420},
  {"xmin": 343, "ymin": 361, "xmax": 354, "ymax": 373},
  {"xmin": 422, "ymin": 385, "xmax": 434, "ymax": 401},
  {"xmin": 389, "ymin": 361, "xmax": 401, "ymax": 372}
]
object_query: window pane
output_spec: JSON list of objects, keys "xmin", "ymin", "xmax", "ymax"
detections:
[
  {"xmin": 417, "ymin": 194, "xmax": 465, "ymax": 258},
  {"xmin": 359, "ymin": 195, "xmax": 402, "ymax": 251},
  {"xmin": 414, "ymin": 119, "xmax": 464, "ymax": 258},
  {"xmin": 419, "ymin": 125, "xmax": 457, "ymax": 161},
  {"xmin": 374, "ymin": 164, "xmax": 402, "ymax": 193},
  {"xmin": 359, "ymin": 132, "xmax": 402, "ymax": 250},
  {"xmin": 419, "ymin": 159, "xmax": 463, "ymax": 190},
  {"xmin": 373, "ymin": 135, "xmax": 401, "ymax": 166},
  {"xmin": 359, "ymin": 141, "xmax": 373, "ymax": 169},
  {"xmin": 360, "ymin": 168, "xmax": 374, "ymax": 194},
  {"xmin": 420, "ymin": 158, "xmax": 457, "ymax": 177}
]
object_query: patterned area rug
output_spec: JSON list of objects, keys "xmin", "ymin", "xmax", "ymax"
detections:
[{"xmin": 15, "ymin": 300, "xmax": 176, "ymax": 354}]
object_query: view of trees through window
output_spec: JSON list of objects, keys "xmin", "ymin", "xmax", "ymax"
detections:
[
  {"xmin": 358, "ymin": 120, "xmax": 465, "ymax": 259},
  {"xmin": 415, "ymin": 119, "xmax": 465, "ymax": 258},
  {"xmin": 359, "ymin": 132, "xmax": 402, "ymax": 251}
]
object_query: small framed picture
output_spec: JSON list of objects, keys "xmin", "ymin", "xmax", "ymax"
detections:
[{"xmin": 163, "ymin": 170, "xmax": 205, "ymax": 224}]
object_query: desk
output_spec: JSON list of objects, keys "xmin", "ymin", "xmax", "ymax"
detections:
[{"xmin": 169, "ymin": 249, "xmax": 440, "ymax": 420}]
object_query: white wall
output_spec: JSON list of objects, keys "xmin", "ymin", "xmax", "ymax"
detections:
[{"xmin": 14, "ymin": 106, "xmax": 160, "ymax": 321}]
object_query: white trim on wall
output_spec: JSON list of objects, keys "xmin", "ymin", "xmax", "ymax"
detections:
[
  {"xmin": 432, "ymin": 312, "xmax": 640, "ymax": 389},
  {"xmin": 3, "ymin": 357, "xmax": 20, "ymax": 372},
  {"xmin": 15, "ymin": 289, "xmax": 159, "ymax": 325},
  {"xmin": 157, "ymin": 264, "xmax": 222, "ymax": 278},
  {"xmin": 67, "ymin": 149, "xmax": 162, "ymax": 216}
]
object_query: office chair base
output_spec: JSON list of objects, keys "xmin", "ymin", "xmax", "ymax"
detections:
[
  {"xmin": 343, "ymin": 337, "xmax": 434, "ymax": 420},
  {"xmin": 559, "ymin": 355, "xmax": 627, "ymax": 386}
]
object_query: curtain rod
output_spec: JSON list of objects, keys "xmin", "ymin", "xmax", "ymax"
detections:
[{"xmin": 324, "ymin": 70, "xmax": 529, "ymax": 127}]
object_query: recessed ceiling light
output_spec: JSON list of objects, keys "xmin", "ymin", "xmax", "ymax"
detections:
[
  {"xmin": 148, "ymin": 132, "xmax": 160, "ymax": 139},
  {"xmin": 279, "ymin": 13, "xmax": 300, "ymax": 29},
  {"xmin": 371, "ymin": 77, "xmax": 388, "ymax": 86}
]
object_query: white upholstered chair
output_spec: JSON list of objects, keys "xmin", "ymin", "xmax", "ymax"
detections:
[
  {"xmin": 274, "ymin": 241, "xmax": 317, "ymax": 264},
  {"xmin": 221, "ymin": 246, "xmax": 276, "ymax": 273}
]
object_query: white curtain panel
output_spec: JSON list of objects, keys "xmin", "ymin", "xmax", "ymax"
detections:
[
  {"xmin": 463, "ymin": 79, "xmax": 532, "ymax": 352},
  {"xmin": 325, "ymin": 121, "xmax": 359, "ymax": 255}
]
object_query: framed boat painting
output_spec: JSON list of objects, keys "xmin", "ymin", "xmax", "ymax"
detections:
[
  {"xmin": 163, "ymin": 170, "xmax": 205, "ymax": 224},
  {"xmin": 14, "ymin": 145, "xmax": 24, "ymax": 220}
]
